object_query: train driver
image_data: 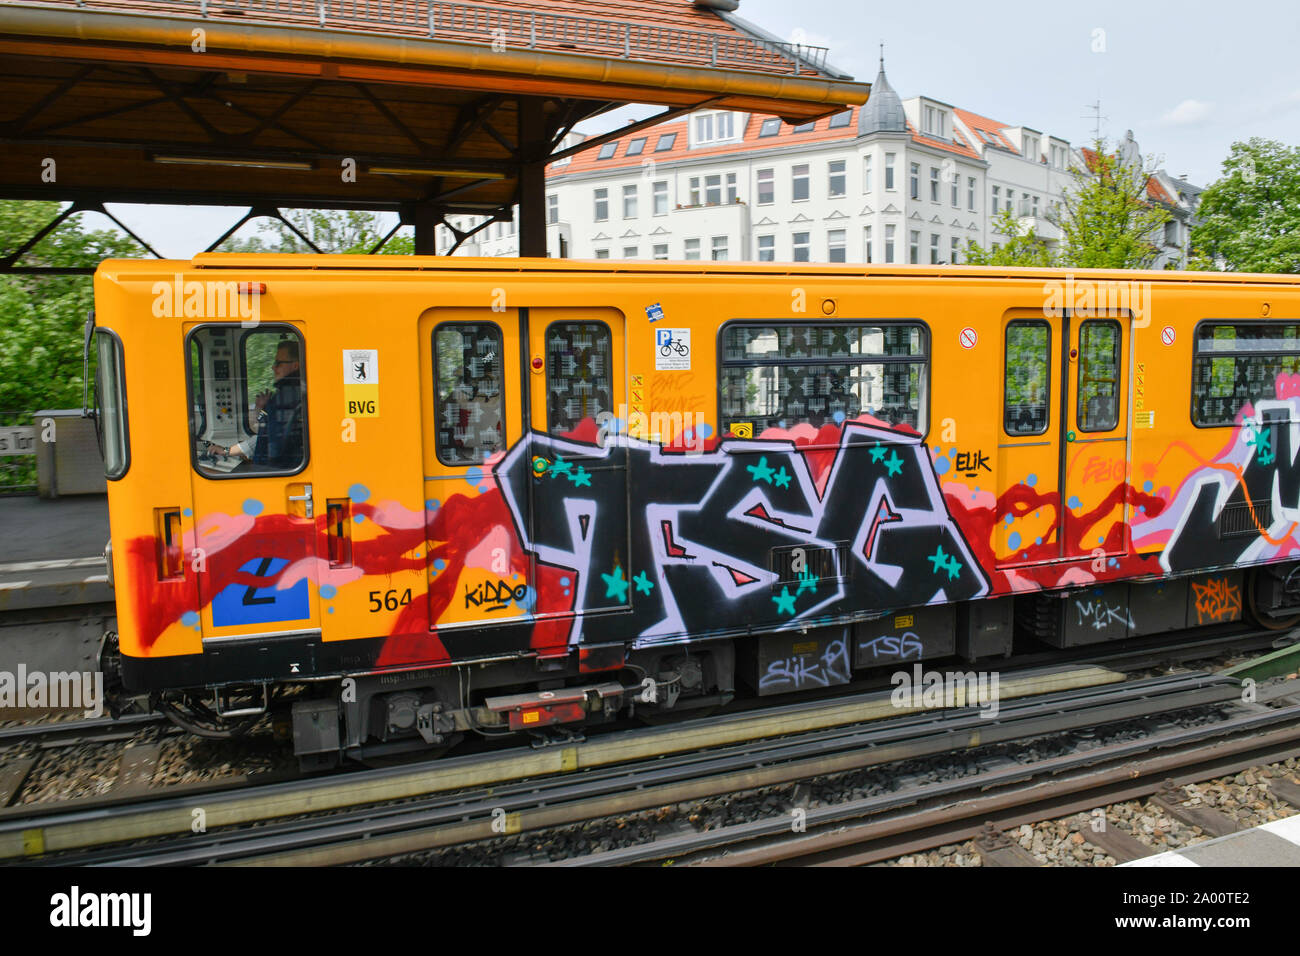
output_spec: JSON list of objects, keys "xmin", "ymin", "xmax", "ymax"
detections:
[{"xmin": 207, "ymin": 339, "xmax": 305, "ymax": 469}]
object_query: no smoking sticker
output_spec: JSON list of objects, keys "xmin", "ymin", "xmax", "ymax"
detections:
[
  {"xmin": 1161, "ymin": 326, "xmax": 1176, "ymax": 346},
  {"xmin": 959, "ymin": 327, "xmax": 978, "ymax": 350}
]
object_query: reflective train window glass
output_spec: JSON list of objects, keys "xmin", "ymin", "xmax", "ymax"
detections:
[
  {"xmin": 1193, "ymin": 323, "xmax": 1300, "ymax": 426},
  {"xmin": 1004, "ymin": 320, "xmax": 1049, "ymax": 435},
  {"xmin": 189, "ymin": 325, "xmax": 307, "ymax": 477},
  {"xmin": 1078, "ymin": 320, "xmax": 1120, "ymax": 432},
  {"xmin": 94, "ymin": 330, "xmax": 128, "ymax": 479},
  {"xmin": 545, "ymin": 322, "xmax": 613, "ymax": 435},
  {"xmin": 720, "ymin": 324, "xmax": 928, "ymax": 436},
  {"xmin": 433, "ymin": 323, "xmax": 506, "ymax": 465}
]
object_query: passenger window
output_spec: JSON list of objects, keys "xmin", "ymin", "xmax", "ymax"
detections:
[
  {"xmin": 1078, "ymin": 320, "xmax": 1120, "ymax": 432},
  {"xmin": 1193, "ymin": 323, "xmax": 1300, "ymax": 425},
  {"xmin": 433, "ymin": 323, "xmax": 506, "ymax": 464},
  {"xmin": 189, "ymin": 325, "xmax": 307, "ymax": 476},
  {"xmin": 1004, "ymin": 320, "xmax": 1049, "ymax": 435},
  {"xmin": 720, "ymin": 324, "xmax": 928, "ymax": 436},
  {"xmin": 546, "ymin": 322, "xmax": 613, "ymax": 435}
]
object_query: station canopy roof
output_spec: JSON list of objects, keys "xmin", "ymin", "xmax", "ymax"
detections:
[{"xmin": 0, "ymin": 0, "xmax": 869, "ymax": 216}]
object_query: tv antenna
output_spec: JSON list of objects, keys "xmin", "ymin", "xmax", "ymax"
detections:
[{"xmin": 1082, "ymin": 100, "xmax": 1108, "ymax": 142}]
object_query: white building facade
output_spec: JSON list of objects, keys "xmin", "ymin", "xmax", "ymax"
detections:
[{"xmin": 440, "ymin": 62, "xmax": 1199, "ymax": 268}]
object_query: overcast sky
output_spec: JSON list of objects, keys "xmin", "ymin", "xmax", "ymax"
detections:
[{"xmin": 103, "ymin": 0, "xmax": 1299, "ymax": 258}]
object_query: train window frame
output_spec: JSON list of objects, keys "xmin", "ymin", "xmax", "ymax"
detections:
[
  {"xmin": 93, "ymin": 328, "xmax": 130, "ymax": 481},
  {"xmin": 543, "ymin": 319, "xmax": 615, "ymax": 438},
  {"xmin": 431, "ymin": 320, "xmax": 508, "ymax": 466},
  {"xmin": 1003, "ymin": 319, "xmax": 1051, "ymax": 437},
  {"xmin": 184, "ymin": 323, "xmax": 310, "ymax": 481},
  {"xmin": 188, "ymin": 336, "xmax": 207, "ymax": 440},
  {"xmin": 715, "ymin": 320, "xmax": 932, "ymax": 441},
  {"xmin": 1191, "ymin": 319, "xmax": 1300, "ymax": 428},
  {"xmin": 1076, "ymin": 318, "xmax": 1121, "ymax": 433}
]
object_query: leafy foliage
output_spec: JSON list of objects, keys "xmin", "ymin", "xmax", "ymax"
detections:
[
  {"xmin": 962, "ymin": 208, "xmax": 1057, "ymax": 267},
  {"xmin": 1052, "ymin": 139, "xmax": 1170, "ymax": 269},
  {"xmin": 1188, "ymin": 138, "xmax": 1300, "ymax": 274},
  {"xmin": 217, "ymin": 209, "xmax": 413, "ymax": 255}
]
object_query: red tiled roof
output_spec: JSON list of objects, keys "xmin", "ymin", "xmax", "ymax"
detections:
[
  {"xmin": 553, "ymin": 104, "xmax": 982, "ymax": 176},
  {"xmin": 953, "ymin": 108, "xmax": 1017, "ymax": 153},
  {"xmin": 1145, "ymin": 176, "xmax": 1174, "ymax": 204}
]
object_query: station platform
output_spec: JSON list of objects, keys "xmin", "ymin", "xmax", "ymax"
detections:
[
  {"xmin": 0, "ymin": 495, "xmax": 112, "ymax": 611},
  {"xmin": 1121, "ymin": 814, "xmax": 1300, "ymax": 867}
]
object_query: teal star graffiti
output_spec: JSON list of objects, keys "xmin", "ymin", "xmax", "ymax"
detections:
[
  {"xmin": 747, "ymin": 456, "xmax": 775, "ymax": 484},
  {"xmin": 928, "ymin": 545, "xmax": 949, "ymax": 575},
  {"xmin": 601, "ymin": 566, "xmax": 630, "ymax": 602},
  {"xmin": 570, "ymin": 466, "xmax": 592, "ymax": 488},
  {"xmin": 772, "ymin": 586, "xmax": 797, "ymax": 616},
  {"xmin": 772, "ymin": 466, "xmax": 792, "ymax": 489},
  {"xmin": 869, "ymin": 442, "xmax": 887, "ymax": 463},
  {"xmin": 549, "ymin": 457, "xmax": 572, "ymax": 479},
  {"xmin": 796, "ymin": 570, "xmax": 817, "ymax": 595},
  {"xmin": 943, "ymin": 554, "xmax": 963, "ymax": 581},
  {"xmin": 633, "ymin": 571, "xmax": 655, "ymax": 596},
  {"xmin": 884, "ymin": 450, "xmax": 904, "ymax": 477}
]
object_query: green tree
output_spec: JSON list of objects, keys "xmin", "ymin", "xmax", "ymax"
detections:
[
  {"xmin": 963, "ymin": 207, "xmax": 1057, "ymax": 267},
  {"xmin": 1188, "ymin": 138, "xmax": 1300, "ymax": 273},
  {"xmin": 1053, "ymin": 138, "xmax": 1170, "ymax": 269},
  {"xmin": 217, "ymin": 209, "xmax": 414, "ymax": 255}
]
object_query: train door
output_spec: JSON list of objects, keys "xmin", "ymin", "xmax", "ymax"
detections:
[
  {"xmin": 995, "ymin": 310, "xmax": 1131, "ymax": 567},
  {"xmin": 525, "ymin": 308, "xmax": 631, "ymax": 636},
  {"xmin": 419, "ymin": 309, "xmax": 532, "ymax": 632},
  {"xmin": 185, "ymin": 322, "xmax": 321, "ymax": 642}
]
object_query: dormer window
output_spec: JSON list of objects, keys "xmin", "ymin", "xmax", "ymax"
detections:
[
  {"xmin": 597, "ymin": 142, "xmax": 618, "ymax": 160},
  {"xmin": 1023, "ymin": 135, "xmax": 1040, "ymax": 161},
  {"xmin": 923, "ymin": 105, "xmax": 947, "ymax": 139},
  {"xmin": 828, "ymin": 110, "xmax": 852, "ymax": 129},
  {"xmin": 692, "ymin": 111, "xmax": 740, "ymax": 147},
  {"xmin": 759, "ymin": 118, "xmax": 781, "ymax": 137},
  {"xmin": 625, "ymin": 138, "xmax": 646, "ymax": 157}
]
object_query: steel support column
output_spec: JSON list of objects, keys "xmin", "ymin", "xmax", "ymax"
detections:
[{"xmin": 517, "ymin": 95, "xmax": 549, "ymax": 258}]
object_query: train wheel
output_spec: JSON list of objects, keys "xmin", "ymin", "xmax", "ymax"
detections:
[{"xmin": 1247, "ymin": 566, "xmax": 1300, "ymax": 631}]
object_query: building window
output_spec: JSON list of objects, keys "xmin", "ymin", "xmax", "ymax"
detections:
[
  {"xmin": 594, "ymin": 248, "xmax": 610, "ymax": 259},
  {"xmin": 757, "ymin": 168, "xmax": 775, "ymax": 205},
  {"xmin": 726, "ymin": 172, "xmax": 738, "ymax": 203},
  {"xmin": 930, "ymin": 167, "xmax": 940, "ymax": 202},
  {"xmin": 863, "ymin": 155, "xmax": 873, "ymax": 193},
  {"xmin": 991, "ymin": 185, "xmax": 1000, "ymax": 213},
  {"xmin": 597, "ymin": 142, "xmax": 618, "ymax": 160},
  {"xmin": 884, "ymin": 153, "xmax": 896, "ymax": 190},
  {"xmin": 792, "ymin": 232, "xmax": 810, "ymax": 261},
  {"xmin": 623, "ymin": 246, "xmax": 638, "ymax": 259},
  {"xmin": 828, "ymin": 109, "xmax": 852, "ymax": 129},
  {"xmin": 653, "ymin": 180, "xmax": 668, "ymax": 216},
  {"xmin": 828, "ymin": 160, "xmax": 846, "ymax": 198},
  {"xmin": 623, "ymin": 184, "xmax": 638, "ymax": 218},
  {"xmin": 705, "ymin": 174, "xmax": 723, "ymax": 205},
  {"xmin": 951, "ymin": 176, "xmax": 959, "ymax": 208},
  {"xmin": 1192, "ymin": 323, "xmax": 1300, "ymax": 426},
  {"xmin": 1078, "ymin": 320, "xmax": 1121, "ymax": 432},
  {"xmin": 654, "ymin": 133, "xmax": 677, "ymax": 152},
  {"xmin": 951, "ymin": 237, "xmax": 960, "ymax": 264},
  {"xmin": 626, "ymin": 138, "xmax": 646, "ymax": 157},
  {"xmin": 694, "ymin": 111, "xmax": 736, "ymax": 146},
  {"xmin": 923, "ymin": 105, "xmax": 946, "ymax": 138},
  {"xmin": 828, "ymin": 229, "xmax": 846, "ymax": 263},
  {"xmin": 594, "ymin": 188, "xmax": 608, "ymax": 222},
  {"xmin": 684, "ymin": 238, "xmax": 700, "ymax": 260},
  {"xmin": 720, "ymin": 323, "xmax": 929, "ymax": 435},
  {"xmin": 757, "ymin": 235, "xmax": 775, "ymax": 262},
  {"xmin": 930, "ymin": 233, "xmax": 940, "ymax": 264},
  {"xmin": 688, "ymin": 177, "xmax": 701, "ymax": 206},
  {"xmin": 546, "ymin": 193, "xmax": 558, "ymax": 225},
  {"xmin": 792, "ymin": 120, "xmax": 815, "ymax": 133},
  {"xmin": 1165, "ymin": 220, "xmax": 1179, "ymax": 245},
  {"xmin": 545, "ymin": 322, "xmax": 613, "ymax": 436},
  {"xmin": 1005, "ymin": 320, "xmax": 1050, "ymax": 435},
  {"xmin": 1006, "ymin": 189, "xmax": 1015, "ymax": 214},
  {"xmin": 910, "ymin": 163, "xmax": 920, "ymax": 200},
  {"xmin": 433, "ymin": 322, "xmax": 504, "ymax": 465},
  {"xmin": 863, "ymin": 225, "xmax": 872, "ymax": 264},
  {"xmin": 792, "ymin": 164, "xmax": 810, "ymax": 202},
  {"xmin": 711, "ymin": 236, "xmax": 729, "ymax": 260},
  {"xmin": 884, "ymin": 224, "xmax": 895, "ymax": 263},
  {"xmin": 909, "ymin": 230, "xmax": 920, "ymax": 264},
  {"xmin": 652, "ymin": 244, "xmax": 668, "ymax": 260},
  {"xmin": 759, "ymin": 117, "xmax": 781, "ymax": 137},
  {"xmin": 968, "ymin": 177, "xmax": 976, "ymax": 211}
]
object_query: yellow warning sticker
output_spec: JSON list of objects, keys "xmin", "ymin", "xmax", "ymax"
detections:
[
  {"xmin": 730, "ymin": 422, "xmax": 753, "ymax": 439},
  {"xmin": 895, "ymin": 614, "xmax": 914, "ymax": 628}
]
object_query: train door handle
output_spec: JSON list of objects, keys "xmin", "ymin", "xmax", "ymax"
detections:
[{"xmin": 289, "ymin": 484, "xmax": 314, "ymax": 518}]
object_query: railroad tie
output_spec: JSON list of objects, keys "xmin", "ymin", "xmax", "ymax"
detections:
[
  {"xmin": 0, "ymin": 758, "xmax": 36, "ymax": 808},
  {"xmin": 114, "ymin": 742, "xmax": 162, "ymax": 796},
  {"xmin": 1148, "ymin": 779, "xmax": 1242, "ymax": 838},
  {"xmin": 973, "ymin": 822, "xmax": 1041, "ymax": 867},
  {"xmin": 1081, "ymin": 824, "xmax": 1154, "ymax": 864},
  {"xmin": 1267, "ymin": 776, "xmax": 1300, "ymax": 809}
]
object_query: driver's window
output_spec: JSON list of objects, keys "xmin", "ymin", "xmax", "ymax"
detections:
[{"xmin": 189, "ymin": 324, "xmax": 308, "ymax": 477}]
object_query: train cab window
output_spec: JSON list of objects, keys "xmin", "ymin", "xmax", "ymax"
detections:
[
  {"xmin": 1078, "ymin": 320, "xmax": 1120, "ymax": 432},
  {"xmin": 720, "ymin": 324, "xmax": 928, "ymax": 436},
  {"xmin": 1193, "ymin": 323, "xmax": 1300, "ymax": 426},
  {"xmin": 93, "ymin": 330, "xmax": 129, "ymax": 479},
  {"xmin": 433, "ymin": 323, "xmax": 506, "ymax": 464},
  {"xmin": 1004, "ymin": 320, "xmax": 1050, "ymax": 435},
  {"xmin": 545, "ymin": 322, "xmax": 613, "ymax": 435},
  {"xmin": 188, "ymin": 325, "xmax": 307, "ymax": 477}
]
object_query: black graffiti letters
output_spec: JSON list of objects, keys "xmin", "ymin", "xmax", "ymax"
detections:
[
  {"xmin": 465, "ymin": 579, "xmax": 530, "ymax": 612},
  {"xmin": 954, "ymin": 450, "xmax": 991, "ymax": 477}
]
